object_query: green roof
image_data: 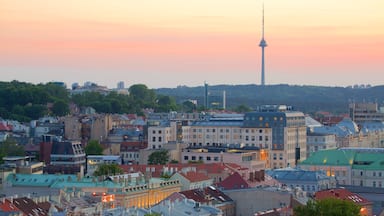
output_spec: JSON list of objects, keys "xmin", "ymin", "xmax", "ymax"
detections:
[
  {"xmin": 352, "ymin": 153, "xmax": 384, "ymax": 170},
  {"xmin": 299, "ymin": 149, "xmax": 355, "ymax": 166},
  {"xmin": 7, "ymin": 173, "xmax": 77, "ymax": 187}
]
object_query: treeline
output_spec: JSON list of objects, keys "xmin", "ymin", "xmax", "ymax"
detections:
[
  {"xmin": 156, "ymin": 84, "xmax": 384, "ymax": 114},
  {"xmin": 0, "ymin": 81, "xmax": 70, "ymax": 122},
  {"xmin": 71, "ymin": 84, "xmax": 180, "ymax": 115},
  {"xmin": 0, "ymin": 82, "xmax": 186, "ymax": 122}
]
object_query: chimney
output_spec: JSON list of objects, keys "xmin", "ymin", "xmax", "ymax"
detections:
[
  {"xmin": 249, "ymin": 172, "xmax": 254, "ymax": 182},
  {"xmin": 261, "ymin": 169, "xmax": 265, "ymax": 181}
]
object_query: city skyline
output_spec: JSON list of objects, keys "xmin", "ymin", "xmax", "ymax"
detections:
[{"xmin": 0, "ymin": 0, "xmax": 383, "ymax": 89}]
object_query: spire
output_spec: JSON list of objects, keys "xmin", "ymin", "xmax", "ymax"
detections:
[
  {"xmin": 262, "ymin": 2, "xmax": 265, "ymax": 39},
  {"xmin": 259, "ymin": 3, "xmax": 267, "ymax": 86}
]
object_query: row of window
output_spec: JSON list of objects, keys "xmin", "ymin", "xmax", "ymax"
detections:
[
  {"xmin": 184, "ymin": 155, "xmax": 220, "ymax": 162},
  {"xmin": 353, "ymin": 171, "xmax": 383, "ymax": 177},
  {"xmin": 191, "ymin": 128, "xmax": 267, "ymax": 133}
]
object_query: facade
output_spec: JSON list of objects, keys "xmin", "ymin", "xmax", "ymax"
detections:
[
  {"xmin": 300, "ymin": 148, "xmax": 384, "ymax": 187},
  {"xmin": 351, "ymin": 152, "xmax": 384, "ymax": 188},
  {"xmin": 43, "ymin": 140, "xmax": 86, "ymax": 175},
  {"xmin": 64, "ymin": 114, "xmax": 113, "ymax": 142},
  {"xmin": 306, "ymin": 132, "xmax": 337, "ymax": 157},
  {"xmin": 224, "ymin": 187, "xmax": 293, "ymax": 216},
  {"xmin": 243, "ymin": 105, "xmax": 307, "ymax": 168},
  {"xmin": 181, "ymin": 146, "xmax": 268, "ymax": 170},
  {"xmin": 170, "ymin": 171, "xmax": 213, "ymax": 191},
  {"xmin": 120, "ymin": 141, "xmax": 147, "ymax": 165},
  {"xmin": 349, "ymin": 102, "xmax": 384, "ymax": 123}
]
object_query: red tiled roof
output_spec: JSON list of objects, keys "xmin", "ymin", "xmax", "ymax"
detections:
[
  {"xmin": 179, "ymin": 171, "xmax": 211, "ymax": 183},
  {"xmin": 0, "ymin": 199, "xmax": 19, "ymax": 212},
  {"xmin": 13, "ymin": 197, "xmax": 48, "ymax": 216},
  {"xmin": 315, "ymin": 188, "xmax": 372, "ymax": 205},
  {"xmin": 0, "ymin": 123, "xmax": 11, "ymax": 131},
  {"xmin": 180, "ymin": 186, "xmax": 233, "ymax": 204},
  {"xmin": 216, "ymin": 172, "xmax": 249, "ymax": 190}
]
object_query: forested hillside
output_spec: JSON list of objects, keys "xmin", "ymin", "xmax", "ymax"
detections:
[{"xmin": 156, "ymin": 84, "xmax": 384, "ymax": 114}]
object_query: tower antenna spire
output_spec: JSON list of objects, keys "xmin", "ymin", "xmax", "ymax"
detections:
[
  {"xmin": 262, "ymin": 2, "xmax": 265, "ymax": 39},
  {"xmin": 259, "ymin": 2, "xmax": 267, "ymax": 86}
]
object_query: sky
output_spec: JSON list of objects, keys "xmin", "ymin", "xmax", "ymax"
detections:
[{"xmin": 1, "ymin": 0, "xmax": 383, "ymax": 89}]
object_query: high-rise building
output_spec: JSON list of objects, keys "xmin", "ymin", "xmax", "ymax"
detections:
[
  {"xmin": 243, "ymin": 105, "xmax": 307, "ymax": 168},
  {"xmin": 117, "ymin": 81, "xmax": 125, "ymax": 89}
]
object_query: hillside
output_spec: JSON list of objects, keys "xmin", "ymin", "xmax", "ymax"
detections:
[{"xmin": 155, "ymin": 84, "xmax": 384, "ymax": 114}]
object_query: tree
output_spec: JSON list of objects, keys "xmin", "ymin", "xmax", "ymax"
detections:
[
  {"xmin": 0, "ymin": 138, "xmax": 25, "ymax": 164},
  {"xmin": 148, "ymin": 150, "xmax": 169, "ymax": 165},
  {"xmin": 294, "ymin": 198, "xmax": 361, "ymax": 216},
  {"xmin": 155, "ymin": 95, "xmax": 178, "ymax": 112},
  {"xmin": 52, "ymin": 100, "xmax": 69, "ymax": 116},
  {"xmin": 93, "ymin": 163, "xmax": 123, "ymax": 176},
  {"xmin": 84, "ymin": 140, "xmax": 103, "ymax": 155},
  {"xmin": 233, "ymin": 104, "xmax": 252, "ymax": 113},
  {"xmin": 144, "ymin": 213, "xmax": 161, "ymax": 216}
]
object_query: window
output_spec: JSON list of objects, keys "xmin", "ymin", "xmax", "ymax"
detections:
[
  {"xmin": 373, "ymin": 181, "xmax": 376, "ymax": 187},
  {"xmin": 158, "ymin": 130, "xmax": 162, "ymax": 134},
  {"xmin": 152, "ymin": 137, "xmax": 156, "ymax": 142},
  {"xmin": 207, "ymin": 156, "xmax": 211, "ymax": 161},
  {"xmin": 158, "ymin": 137, "xmax": 162, "ymax": 142},
  {"xmin": 259, "ymin": 136, "xmax": 263, "ymax": 141},
  {"xmin": 152, "ymin": 130, "xmax": 156, "ymax": 134},
  {"xmin": 191, "ymin": 156, "xmax": 196, "ymax": 161}
]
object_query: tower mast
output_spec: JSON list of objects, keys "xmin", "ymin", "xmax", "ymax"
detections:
[{"xmin": 259, "ymin": 3, "xmax": 267, "ymax": 86}]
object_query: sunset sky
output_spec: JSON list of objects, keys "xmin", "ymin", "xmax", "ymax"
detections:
[{"xmin": 1, "ymin": 0, "xmax": 383, "ymax": 88}]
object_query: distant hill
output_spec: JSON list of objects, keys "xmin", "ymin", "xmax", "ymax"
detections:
[{"xmin": 155, "ymin": 84, "xmax": 384, "ymax": 114}]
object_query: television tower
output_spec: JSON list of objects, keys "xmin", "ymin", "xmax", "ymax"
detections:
[{"xmin": 259, "ymin": 3, "xmax": 267, "ymax": 86}]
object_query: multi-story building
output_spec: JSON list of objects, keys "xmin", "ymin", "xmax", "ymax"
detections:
[
  {"xmin": 266, "ymin": 168, "xmax": 336, "ymax": 194},
  {"xmin": 147, "ymin": 108, "xmax": 304, "ymax": 169},
  {"xmin": 349, "ymin": 102, "xmax": 384, "ymax": 123},
  {"xmin": 306, "ymin": 132, "xmax": 337, "ymax": 157},
  {"xmin": 243, "ymin": 105, "xmax": 307, "ymax": 168},
  {"xmin": 181, "ymin": 146, "xmax": 268, "ymax": 170},
  {"xmin": 43, "ymin": 140, "xmax": 86, "ymax": 175},
  {"xmin": 64, "ymin": 114, "xmax": 113, "ymax": 142},
  {"xmin": 300, "ymin": 148, "xmax": 384, "ymax": 187}
]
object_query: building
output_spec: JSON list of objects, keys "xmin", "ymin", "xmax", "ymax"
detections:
[
  {"xmin": 43, "ymin": 140, "xmax": 86, "ymax": 175},
  {"xmin": 86, "ymin": 155, "xmax": 122, "ymax": 176},
  {"xmin": 300, "ymin": 148, "xmax": 384, "ymax": 187},
  {"xmin": 64, "ymin": 114, "xmax": 113, "ymax": 142},
  {"xmin": 170, "ymin": 171, "xmax": 213, "ymax": 191},
  {"xmin": 180, "ymin": 186, "xmax": 235, "ymax": 216},
  {"xmin": 349, "ymin": 102, "xmax": 384, "ymax": 123},
  {"xmin": 181, "ymin": 146, "xmax": 268, "ymax": 170},
  {"xmin": 149, "ymin": 192, "xmax": 223, "ymax": 216},
  {"xmin": 266, "ymin": 167, "xmax": 336, "ymax": 194},
  {"xmin": 243, "ymin": 105, "xmax": 307, "ymax": 168},
  {"xmin": 306, "ymin": 132, "xmax": 337, "ymax": 157},
  {"xmin": 224, "ymin": 187, "xmax": 294, "ymax": 216}
]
